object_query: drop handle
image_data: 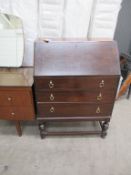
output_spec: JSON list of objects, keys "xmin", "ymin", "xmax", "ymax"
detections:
[
  {"xmin": 99, "ymin": 80, "xmax": 104, "ymax": 88},
  {"xmin": 96, "ymin": 107, "xmax": 101, "ymax": 114},
  {"xmin": 50, "ymin": 107, "xmax": 55, "ymax": 113},
  {"xmin": 49, "ymin": 80, "xmax": 54, "ymax": 89},
  {"xmin": 97, "ymin": 93, "xmax": 102, "ymax": 101},
  {"xmin": 50, "ymin": 94, "xmax": 54, "ymax": 101}
]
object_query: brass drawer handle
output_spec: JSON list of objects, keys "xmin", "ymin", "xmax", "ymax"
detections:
[
  {"xmin": 97, "ymin": 93, "xmax": 102, "ymax": 101},
  {"xmin": 96, "ymin": 107, "xmax": 100, "ymax": 114},
  {"xmin": 50, "ymin": 107, "xmax": 55, "ymax": 113},
  {"xmin": 11, "ymin": 112, "xmax": 15, "ymax": 116},
  {"xmin": 49, "ymin": 80, "xmax": 54, "ymax": 89},
  {"xmin": 8, "ymin": 97, "xmax": 12, "ymax": 101},
  {"xmin": 99, "ymin": 80, "xmax": 104, "ymax": 88},
  {"xmin": 50, "ymin": 93, "xmax": 54, "ymax": 101}
]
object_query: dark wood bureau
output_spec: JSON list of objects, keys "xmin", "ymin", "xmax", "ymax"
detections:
[{"xmin": 34, "ymin": 40, "xmax": 120, "ymax": 138}]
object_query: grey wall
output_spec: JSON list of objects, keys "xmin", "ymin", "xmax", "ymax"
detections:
[{"xmin": 114, "ymin": 0, "xmax": 131, "ymax": 54}]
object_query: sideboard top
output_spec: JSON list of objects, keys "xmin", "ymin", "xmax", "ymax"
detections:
[
  {"xmin": 0, "ymin": 68, "xmax": 33, "ymax": 86},
  {"xmin": 34, "ymin": 40, "xmax": 120, "ymax": 76}
]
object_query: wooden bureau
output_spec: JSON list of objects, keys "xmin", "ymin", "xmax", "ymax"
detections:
[
  {"xmin": 34, "ymin": 40, "xmax": 120, "ymax": 138},
  {"xmin": 0, "ymin": 68, "xmax": 35, "ymax": 136}
]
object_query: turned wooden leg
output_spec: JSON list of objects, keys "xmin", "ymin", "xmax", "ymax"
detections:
[
  {"xmin": 101, "ymin": 121, "xmax": 109, "ymax": 138},
  {"xmin": 39, "ymin": 122, "xmax": 47, "ymax": 139},
  {"xmin": 15, "ymin": 121, "xmax": 22, "ymax": 137}
]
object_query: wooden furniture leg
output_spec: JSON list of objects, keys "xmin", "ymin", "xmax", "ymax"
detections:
[
  {"xmin": 117, "ymin": 74, "xmax": 131, "ymax": 99},
  {"xmin": 15, "ymin": 121, "xmax": 22, "ymax": 136},
  {"xmin": 38, "ymin": 120, "xmax": 110, "ymax": 139},
  {"xmin": 39, "ymin": 122, "xmax": 47, "ymax": 139},
  {"xmin": 100, "ymin": 119, "xmax": 110, "ymax": 138}
]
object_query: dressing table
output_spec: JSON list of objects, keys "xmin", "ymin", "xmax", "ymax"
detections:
[{"xmin": 0, "ymin": 68, "xmax": 35, "ymax": 136}]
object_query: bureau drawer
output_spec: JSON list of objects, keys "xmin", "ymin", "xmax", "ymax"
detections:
[
  {"xmin": 0, "ymin": 106, "xmax": 34, "ymax": 120},
  {"xmin": 35, "ymin": 76, "xmax": 119, "ymax": 91},
  {"xmin": 37, "ymin": 103, "xmax": 113, "ymax": 117},
  {"xmin": 0, "ymin": 89, "xmax": 33, "ymax": 106},
  {"xmin": 36, "ymin": 91, "xmax": 116, "ymax": 103}
]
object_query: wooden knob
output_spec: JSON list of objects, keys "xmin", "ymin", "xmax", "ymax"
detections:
[
  {"xmin": 11, "ymin": 112, "xmax": 15, "ymax": 116},
  {"xmin": 8, "ymin": 97, "xmax": 12, "ymax": 101}
]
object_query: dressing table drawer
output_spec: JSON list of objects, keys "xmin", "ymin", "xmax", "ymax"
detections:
[
  {"xmin": 0, "ymin": 106, "xmax": 34, "ymax": 120},
  {"xmin": 0, "ymin": 89, "xmax": 32, "ymax": 106}
]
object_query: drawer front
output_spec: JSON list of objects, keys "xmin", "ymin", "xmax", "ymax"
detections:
[
  {"xmin": 0, "ymin": 106, "xmax": 34, "ymax": 120},
  {"xmin": 0, "ymin": 89, "xmax": 33, "ymax": 106},
  {"xmin": 37, "ymin": 103, "xmax": 113, "ymax": 117},
  {"xmin": 36, "ymin": 91, "xmax": 116, "ymax": 103},
  {"xmin": 35, "ymin": 76, "xmax": 119, "ymax": 91}
]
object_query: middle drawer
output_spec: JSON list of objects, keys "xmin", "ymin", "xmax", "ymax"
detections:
[{"xmin": 36, "ymin": 91, "xmax": 116, "ymax": 103}]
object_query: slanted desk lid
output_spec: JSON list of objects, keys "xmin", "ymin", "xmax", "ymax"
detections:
[{"xmin": 34, "ymin": 40, "xmax": 120, "ymax": 76}]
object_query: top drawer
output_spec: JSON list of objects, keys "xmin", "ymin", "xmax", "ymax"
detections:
[
  {"xmin": 34, "ymin": 76, "xmax": 119, "ymax": 91},
  {"xmin": 0, "ymin": 88, "xmax": 33, "ymax": 106}
]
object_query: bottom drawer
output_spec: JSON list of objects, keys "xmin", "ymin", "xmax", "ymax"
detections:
[
  {"xmin": 37, "ymin": 103, "xmax": 113, "ymax": 117},
  {"xmin": 0, "ymin": 107, "xmax": 34, "ymax": 120}
]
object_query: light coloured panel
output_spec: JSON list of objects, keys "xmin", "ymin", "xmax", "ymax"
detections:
[{"xmin": 0, "ymin": 13, "xmax": 24, "ymax": 67}]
